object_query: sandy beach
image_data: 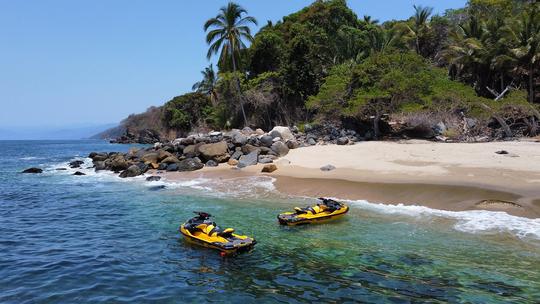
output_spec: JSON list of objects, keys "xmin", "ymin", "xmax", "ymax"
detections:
[{"xmin": 162, "ymin": 140, "xmax": 540, "ymax": 218}]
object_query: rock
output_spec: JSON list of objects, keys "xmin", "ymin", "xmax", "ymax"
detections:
[
  {"xmin": 209, "ymin": 131, "xmax": 222, "ymax": 137},
  {"xmin": 183, "ymin": 144, "xmax": 202, "ymax": 158},
  {"xmin": 238, "ymin": 150, "xmax": 259, "ymax": 168},
  {"xmin": 177, "ymin": 158, "xmax": 204, "ymax": 172},
  {"xmin": 198, "ymin": 141, "xmax": 229, "ymax": 162},
  {"xmin": 69, "ymin": 160, "xmax": 85, "ymax": 168},
  {"xmin": 22, "ymin": 167, "xmax": 42, "ymax": 174},
  {"xmin": 94, "ymin": 161, "xmax": 106, "ymax": 171},
  {"xmin": 259, "ymin": 135, "xmax": 274, "ymax": 147},
  {"xmin": 109, "ymin": 155, "xmax": 129, "ymax": 171},
  {"xmin": 258, "ymin": 157, "xmax": 273, "ymax": 164},
  {"xmin": 242, "ymin": 127, "xmax": 254, "ymax": 134},
  {"xmin": 73, "ymin": 171, "xmax": 86, "ymax": 176},
  {"xmin": 89, "ymin": 152, "xmax": 108, "ymax": 161},
  {"xmin": 141, "ymin": 152, "xmax": 159, "ymax": 164},
  {"xmin": 307, "ymin": 138, "xmax": 317, "ymax": 146},
  {"xmin": 55, "ymin": 168, "xmax": 68, "ymax": 171},
  {"xmin": 286, "ymin": 140, "xmax": 299, "ymax": 149},
  {"xmin": 255, "ymin": 128, "xmax": 265, "ymax": 135},
  {"xmin": 154, "ymin": 142, "xmax": 162, "ymax": 149},
  {"xmin": 291, "ymin": 126, "xmax": 299, "ymax": 133},
  {"xmin": 136, "ymin": 162, "xmax": 149, "ymax": 173},
  {"xmin": 320, "ymin": 164, "xmax": 336, "ymax": 171},
  {"xmin": 119, "ymin": 165, "xmax": 142, "ymax": 178},
  {"xmin": 158, "ymin": 163, "xmax": 168, "ymax": 170},
  {"xmin": 166, "ymin": 163, "xmax": 179, "ymax": 172},
  {"xmin": 337, "ymin": 137, "xmax": 349, "ymax": 145},
  {"xmin": 206, "ymin": 160, "xmax": 218, "ymax": 167},
  {"xmin": 261, "ymin": 164, "xmax": 277, "ymax": 173},
  {"xmin": 271, "ymin": 141, "xmax": 289, "ymax": 157},
  {"xmin": 227, "ymin": 159, "xmax": 239, "ymax": 166},
  {"xmin": 242, "ymin": 144, "xmax": 260, "ymax": 155},
  {"xmin": 157, "ymin": 150, "xmax": 173, "ymax": 162},
  {"xmin": 269, "ymin": 126, "xmax": 295, "ymax": 141},
  {"xmin": 146, "ymin": 176, "xmax": 161, "ymax": 182},
  {"xmin": 148, "ymin": 162, "xmax": 159, "ymax": 169},
  {"xmin": 232, "ymin": 133, "xmax": 248, "ymax": 146},
  {"xmin": 230, "ymin": 150, "xmax": 243, "ymax": 160},
  {"xmin": 495, "ymin": 150, "xmax": 509, "ymax": 155},
  {"xmin": 434, "ymin": 122, "xmax": 446, "ymax": 135},
  {"xmin": 161, "ymin": 155, "xmax": 180, "ymax": 164}
]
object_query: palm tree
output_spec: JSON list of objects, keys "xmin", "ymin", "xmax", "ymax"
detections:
[
  {"xmin": 502, "ymin": 5, "xmax": 540, "ymax": 103},
  {"xmin": 204, "ymin": 2, "xmax": 257, "ymax": 125},
  {"xmin": 406, "ymin": 5, "xmax": 433, "ymax": 55},
  {"xmin": 363, "ymin": 15, "xmax": 379, "ymax": 25},
  {"xmin": 192, "ymin": 64, "xmax": 219, "ymax": 104}
]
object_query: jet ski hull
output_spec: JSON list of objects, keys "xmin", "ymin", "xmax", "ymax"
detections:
[
  {"xmin": 277, "ymin": 205, "xmax": 349, "ymax": 226},
  {"xmin": 179, "ymin": 225, "xmax": 256, "ymax": 254}
]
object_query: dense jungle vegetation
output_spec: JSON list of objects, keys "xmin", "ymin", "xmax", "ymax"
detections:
[{"xmin": 104, "ymin": 0, "xmax": 540, "ymax": 141}]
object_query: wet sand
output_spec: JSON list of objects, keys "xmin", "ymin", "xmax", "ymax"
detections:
[{"xmin": 157, "ymin": 140, "xmax": 540, "ymax": 218}]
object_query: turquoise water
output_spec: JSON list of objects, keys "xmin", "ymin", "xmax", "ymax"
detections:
[{"xmin": 1, "ymin": 140, "xmax": 539, "ymax": 303}]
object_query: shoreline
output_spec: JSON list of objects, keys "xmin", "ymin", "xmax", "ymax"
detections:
[{"xmin": 159, "ymin": 140, "xmax": 540, "ymax": 219}]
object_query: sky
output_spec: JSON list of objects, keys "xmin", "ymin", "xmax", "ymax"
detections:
[{"xmin": 0, "ymin": 0, "xmax": 467, "ymax": 129}]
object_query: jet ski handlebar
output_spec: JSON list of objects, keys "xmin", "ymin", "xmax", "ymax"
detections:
[{"xmin": 193, "ymin": 211, "xmax": 212, "ymax": 219}]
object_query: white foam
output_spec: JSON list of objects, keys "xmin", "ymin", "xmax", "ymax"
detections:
[
  {"xmin": 20, "ymin": 156, "xmax": 44, "ymax": 160},
  {"xmin": 345, "ymin": 199, "xmax": 540, "ymax": 241}
]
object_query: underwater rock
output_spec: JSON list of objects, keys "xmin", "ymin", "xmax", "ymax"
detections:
[{"xmin": 22, "ymin": 167, "xmax": 42, "ymax": 174}]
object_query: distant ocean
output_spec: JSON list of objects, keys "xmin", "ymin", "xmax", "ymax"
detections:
[{"xmin": 1, "ymin": 140, "xmax": 539, "ymax": 303}]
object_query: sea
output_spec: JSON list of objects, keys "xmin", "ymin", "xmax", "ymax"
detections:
[{"xmin": 1, "ymin": 140, "xmax": 539, "ymax": 303}]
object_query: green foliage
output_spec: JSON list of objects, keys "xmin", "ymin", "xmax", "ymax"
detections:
[
  {"xmin": 306, "ymin": 63, "xmax": 353, "ymax": 118},
  {"xmin": 163, "ymin": 93, "xmax": 212, "ymax": 131},
  {"xmin": 249, "ymin": 29, "xmax": 285, "ymax": 75}
]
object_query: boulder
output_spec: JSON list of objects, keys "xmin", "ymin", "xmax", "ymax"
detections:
[
  {"xmin": 161, "ymin": 155, "xmax": 180, "ymax": 164},
  {"xmin": 230, "ymin": 150, "xmax": 243, "ymax": 160},
  {"xmin": 109, "ymin": 154, "xmax": 129, "ymax": 171},
  {"xmin": 73, "ymin": 171, "xmax": 86, "ymax": 176},
  {"xmin": 146, "ymin": 176, "xmax": 161, "ymax": 182},
  {"xmin": 261, "ymin": 164, "xmax": 277, "ymax": 173},
  {"xmin": 258, "ymin": 157, "xmax": 273, "ymax": 164},
  {"xmin": 55, "ymin": 168, "xmax": 68, "ymax": 171},
  {"xmin": 337, "ymin": 137, "xmax": 349, "ymax": 145},
  {"xmin": 227, "ymin": 159, "xmax": 239, "ymax": 166},
  {"xmin": 141, "ymin": 152, "xmax": 159, "ymax": 164},
  {"xmin": 271, "ymin": 141, "xmax": 289, "ymax": 157},
  {"xmin": 177, "ymin": 158, "xmax": 204, "ymax": 172},
  {"xmin": 22, "ymin": 167, "xmax": 42, "ymax": 174},
  {"xmin": 242, "ymin": 127, "xmax": 254, "ymax": 134},
  {"xmin": 238, "ymin": 150, "xmax": 259, "ymax": 168},
  {"xmin": 198, "ymin": 141, "xmax": 229, "ymax": 162},
  {"xmin": 259, "ymin": 135, "xmax": 274, "ymax": 147},
  {"xmin": 269, "ymin": 126, "xmax": 295, "ymax": 141},
  {"xmin": 136, "ymin": 162, "xmax": 149, "ymax": 173},
  {"xmin": 119, "ymin": 165, "xmax": 142, "ymax": 178},
  {"xmin": 241, "ymin": 144, "xmax": 260, "ymax": 155},
  {"xmin": 232, "ymin": 133, "xmax": 248, "ymax": 146},
  {"xmin": 158, "ymin": 163, "xmax": 168, "ymax": 170},
  {"xmin": 206, "ymin": 160, "xmax": 218, "ymax": 167},
  {"xmin": 69, "ymin": 160, "xmax": 85, "ymax": 168},
  {"xmin": 157, "ymin": 150, "xmax": 173, "ymax": 162},
  {"xmin": 286, "ymin": 140, "xmax": 299, "ymax": 149},
  {"xmin": 255, "ymin": 128, "xmax": 265, "ymax": 135},
  {"xmin": 94, "ymin": 161, "xmax": 106, "ymax": 171},
  {"xmin": 183, "ymin": 144, "xmax": 202, "ymax": 158},
  {"xmin": 307, "ymin": 138, "xmax": 317, "ymax": 146},
  {"xmin": 166, "ymin": 163, "xmax": 179, "ymax": 172},
  {"xmin": 89, "ymin": 152, "xmax": 108, "ymax": 162},
  {"xmin": 320, "ymin": 164, "xmax": 336, "ymax": 171}
]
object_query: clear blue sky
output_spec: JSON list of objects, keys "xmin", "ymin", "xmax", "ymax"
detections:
[{"xmin": 0, "ymin": 0, "xmax": 466, "ymax": 128}]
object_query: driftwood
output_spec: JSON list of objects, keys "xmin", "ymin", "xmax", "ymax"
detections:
[
  {"xmin": 486, "ymin": 86, "xmax": 511, "ymax": 101},
  {"xmin": 480, "ymin": 103, "xmax": 513, "ymax": 138}
]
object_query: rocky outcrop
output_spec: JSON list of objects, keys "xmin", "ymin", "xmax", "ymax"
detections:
[
  {"xmin": 73, "ymin": 171, "xmax": 86, "ymax": 176},
  {"xmin": 177, "ymin": 158, "xmax": 204, "ymax": 171},
  {"xmin": 119, "ymin": 165, "xmax": 142, "ymax": 178},
  {"xmin": 22, "ymin": 167, "xmax": 43, "ymax": 174},
  {"xmin": 198, "ymin": 141, "xmax": 229, "ymax": 162},
  {"xmin": 146, "ymin": 176, "xmax": 161, "ymax": 182}
]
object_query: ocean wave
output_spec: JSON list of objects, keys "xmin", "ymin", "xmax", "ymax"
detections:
[
  {"xmin": 345, "ymin": 199, "xmax": 540, "ymax": 241},
  {"xmin": 19, "ymin": 156, "xmax": 44, "ymax": 160}
]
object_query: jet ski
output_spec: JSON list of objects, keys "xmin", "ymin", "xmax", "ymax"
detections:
[
  {"xmin": 277, "ymin": 198, "xmax": 349, "ymax": 226},
  {"xmin": 179, "ymin": 212, "xmax": 256, "ymax": 255}
]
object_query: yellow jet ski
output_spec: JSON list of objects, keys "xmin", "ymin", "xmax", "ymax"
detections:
[
  {"xmin": 179, "ymin": 212, "xmax": 256, "ymax": 255},
  {"xmin": 277, "ymin": 198, "xmax": 349, "ymax": 226}
]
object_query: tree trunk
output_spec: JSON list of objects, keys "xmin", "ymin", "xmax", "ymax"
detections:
[
  {"xmin": 529, "ymin": 63, "xmax": 535, "ymax": 103},
  {"xmin": 231, "ymin": 51, "xmax": 248, "ymax": 126},
  {"xmin": 480, "ymin": 103, "xmax": 512, "ymax": 138},
  {"xmin": 373, "ymin": 111, "xmax": 381, "ymax": 140}
]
